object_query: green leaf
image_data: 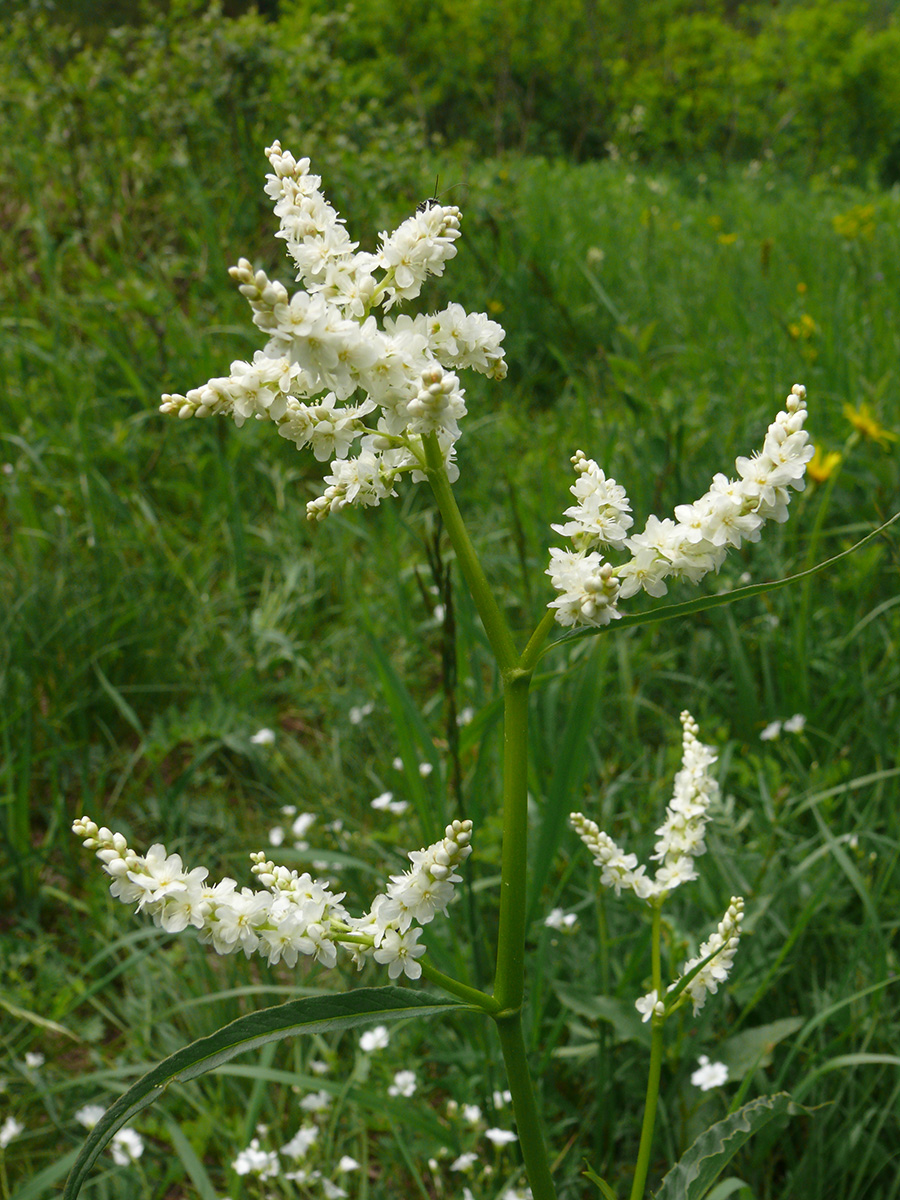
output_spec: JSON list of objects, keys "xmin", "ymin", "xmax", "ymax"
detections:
[
  {"xmin": 549, "ymin": 512, "xmax": 900, "ymax": 648},
  {"xmin": 583, "ymin": 1160, "xmax": 620, "ymax": 1199},
  {"xmin": 64, "ymin": 987, "xmax": 468, "ymax": 1200},
  {"xmin": 653, "ymin": 1093, "xmax": 806, "ymax": 1200},
  {"xmin": 555, "ymin": 984, "xmax": 651, "ymax": 1046},
  {"xmin": 717, "ymin": 1017, "xmax": 804, "ymax": 1081}
]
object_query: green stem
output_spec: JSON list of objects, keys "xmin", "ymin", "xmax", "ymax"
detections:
[
  {"xmin": 423, "ymin": 435, "xmax": 557, "ymax": 1197},
  {"xmin": 520, "ymin": 607, "xmax": 557, "ymax": 673},
  {"xmin": 423, "ymin": 434, "xmax": 517, "ymax": 673},
  {"xmin": 418, "ymin": 960, "xmax": 500, "ymax": 1014},
  {"xmin": 493, "ymin": 671, "xmax": 531, "ymax": 1009},
  {"xmin": 495, "ymin": 1013, "xmax": 559, "ymax": 1200},
  {"xmin": 630, "ymin": 905, "xmax": 665, "ymax": 1200}
]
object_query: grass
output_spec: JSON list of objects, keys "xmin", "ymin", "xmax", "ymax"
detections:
[{"xmin": 1, "ymin": 34, "xmax": 899, "ymax": 1199}]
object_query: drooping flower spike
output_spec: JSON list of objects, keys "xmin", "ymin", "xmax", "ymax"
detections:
[
  {"xmin": 548, "ymin": 383, "xmax": 813, "ymax": 627},
  {"xmin": 72, "ymin": 816, "xmax": 473, "ymax": 982},
  {"xmin": 160, "ymin": 144, "xmax": 506, "ymax": 521}
]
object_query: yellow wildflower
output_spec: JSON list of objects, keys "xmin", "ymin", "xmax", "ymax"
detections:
[
  {"xmin": 717, "ymin": 232, "xmax": 738, "ymax": 246},
  {"xmin": 843, "ymin": 402, "xmax": 898, "ymax": 448},
  {"xmin": 806, "ymin": 446, "xmax": 842, "ymax": 483}
]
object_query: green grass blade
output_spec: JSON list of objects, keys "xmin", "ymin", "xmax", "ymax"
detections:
[{"xmin": 63, "ymin": 987, "xmax": 468, "ymax": 1199}]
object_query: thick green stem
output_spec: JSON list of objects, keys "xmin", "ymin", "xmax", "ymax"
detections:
[
  {"xmin": 422, "ymin": 434, "xmax": 517, "ymax": 673},
  {"xmin": 423, "ymin": 436, "xmax": 557, "ymax": 1197},
  {"xmin": 495, "ymin": 1013, "xmax": 559, "ymax": 1200},
  {"xmin": 493, "ymin": 672, "xmax": 531, "ymax": 1010}
]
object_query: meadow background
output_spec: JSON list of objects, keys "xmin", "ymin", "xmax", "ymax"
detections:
[{"xmin": 1, "ymin": 0, "xmax": 899, "ymax": 1197}]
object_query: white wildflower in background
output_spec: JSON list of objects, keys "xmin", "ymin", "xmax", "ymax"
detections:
[
  {"xmin": 544, "ymin": 907, "xmax": 578, "ymax": 931},
  {"xmin": 462, "ymin": 1103, "xmax": 482, "ymax": 1124},
  {"xmin": 387, "ymin": 1069, "xmax": 417, "ymax": 1097},
  {"xmin": 74, "ymin": 1104, "xmax": 105, "ymax": 1129},
  {"xmin": 232, "ymin": 1138, "xmax": 279, "ymax": 1178},
  {"xmin": 110, "ymin": 1128, "xmax": 144, "ymax": 1165},
  {"xmin": 24, "ymin": 1052, "xmax": 44, "ymax": 1069},
  {"xmin": 548, "ymin": 385, "xmax": 812, "ymax": 627},
  {"xmin": 451, "ymin": 1151, "xmax": 479, "ymax": 1171},
  {"xmin": 309, "ymin": 1059, "xmax": 330, "ymax": 1076},
  {"xmin": 250, "ymin": 728, "xmax": 276, "ymax": 745},
  {"xmin": 321, "ymin": 1179, "xmax": 348, "ymax": 1199},
  {"xmin": 371, "ymin": 791, "xmax": 394, "ymax": 810},
  {"xmin": 783, "ymin": 713, "xmax": 806, "ymax": 733},
  {"xmin": 571, "ymin": 711, "xmax": 718, "ymax": 902},
  {"xmin": 349, "ymin": 701, "xmax": 374, "ymax": 725},
  {"xmin": 760, "ymin": 720, "xmax": 782, "ymax": 741},
  {"xmin": 281, "ymin": 1124, "xmax": 318, "ymax": 1158},
  {"xmin": 337, "ymin": 1156, "xmax": 361, "ymax": 1171},
  {"xmin": 299, "ymin": 1090, "xmax": 332, "ymax": 1112},
  {"xmin": 359, "ymin": 1026, "xmax": 390, "ymax": 1053},
  {"xmin": 493, "ymin": 1089, "xmax": 512, "ymax": 1108},
  {"xmin": 0, "ymin": 1117, "xmax": 23, "ymax": 1148},
  {"xmin": 485, "ymin": 1127, "xmax": 517, "ymax": 1146},
  {"xmin": 418, "ymin": 761, "xmax": 434, "ymax": 777},
  {"xmin": 72, "ymin": 816, "xmax": 473, "ymax": 984},
  {"xmin": 160, "ymin": 144, "xmax": 506, "ymax": 522},
  {"xmin": 691, "ymin": 1055, "xmax": 729, "ymax": 1090}
]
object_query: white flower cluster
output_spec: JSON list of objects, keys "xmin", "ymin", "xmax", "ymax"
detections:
[
  {"xmin": 635, "ymin": 896, "xmax": 745, "ymax": 1020},
  {"xmin": 160, "ymin": 143, "xmax": 506, "ymax": 520},
  {"xmin": 570, "ymin": 711, "xmax": 718, "ymax": 902},
  {"xmin": 72, "ymin": 816, "xmax": 473, "ymax": 982},
  {"xmin": 547, "ymin": 384, "xmax": 813, "ymax": 627}
]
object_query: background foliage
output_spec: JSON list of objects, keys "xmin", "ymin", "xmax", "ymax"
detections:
[{"xmin": 1, "ymin": 1, "xmax": 898, "ymax": 1198}]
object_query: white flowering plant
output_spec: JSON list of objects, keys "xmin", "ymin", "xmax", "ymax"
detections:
[{"xmin": 65, "ymin": 142, "xmax": 863, "ymax": 1200}]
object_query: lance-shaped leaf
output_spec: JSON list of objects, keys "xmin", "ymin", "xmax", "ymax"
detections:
[
  {"xmin": 65, "ymin": 987, "xmax": 470, "ymax": 1200},
  {"xmin": 653, "ymin": 1092, "xmax": 807, "ymax": 1200}
]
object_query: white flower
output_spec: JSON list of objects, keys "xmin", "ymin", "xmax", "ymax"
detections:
[
  {"xmin": 337, "ymin": 1156, "xmax": 361, "ymax": 1171},
  {"xmin": 373, "ymin": 925, "xmax": 427, "ymax": 979},
  {"xmin": 451, "ymin": 1151, "xmax": 479, "ymax": 1171},
  {"xmin": 24, "ymin": 1052, "xmax": 44, "ymax": 1069},
  {"xmin": 250, "ymin": 727, "xmax": 276, "ymax": 745},
  {"xmin": 309, "ymin": 1059, "xmax": 330, "ymax": 1075},
  {"xmin": 544, "ymin": 907, "xmax": 578, "ymax": 930},
  {"xmin": 635, "ymin": 990, "xmax": 660, "ymax": 1023},
  {"xmin": 462, "ymin": 1103, "xmax": 482, "ymax": 1124},
  {"xmin": 162, "ymin": 144, "xmax": 507, "ymax": 522},
  {"xmin": 493, "ymin": 1089, "xmax": 512, "ymax": 1108},
  {"xmin": 321, "ymin": 1180, "xmax": 348, "ymax": 1199},
  {"xmin": 760, "ymin": 720, "xmax": 782, "ymax": 741},
  {"xmin": 110, "ymin": 1128, "xmax": 144, "ymax": 1165},
  {"xmin": 359, "ymin": 1026, "xmax": 390, "ymax": 1053},
  {"xmin": 418, "ymin": 761, "xmax": 434, "ymax": 777},
  {"xmin": 268, "ymin": 827, "xmax": 285, "ymax": 847},
  {"xmin": 281, "ymin": 1124, "xmax": 318, "ymax": 1158},
  {"xmin": 0, "ymin": 1117, "xmax": 23, "ymax": 1148},
  {"xmin": 388, "ymin": 1070, "xmax": 418, "ymax": 1097},
  {"xmin": 299, "ymin": 1089, "xmax": 332, "ymax": 1112},
  {"xmin": 549, "ymin": 386, "xmax": 811, "ymax": 626},
  {"xmin": 232, "ymin": 1137, "xmax": 279, "ymax": 1177},
  {"xmin": 74, "ymin": 1104, "xmax": 106, "ymax": 1129},
  {"xmin": 673, "ymin": 897, "xmax": 744, "ymax": 1014},
  {"xmin": 349, "ymin": 701, "xmax": 374, "ymax": 725},
  {"xmin": 691, "ymin": 1055, "xmax": 729, "ymax": 1090},
  {"xmin": 572, "ymin": 711, "xmax": 717, "ymax": 902},
  {"xmin": 371, "ymin": 791, "xmax": 394, "ymax": 810},
  {"xmin": 485, "ymin": 1127, "xmax": 517, "ymax": 1146},
  {"xmin": 784, "ymin": 713, "xmax": 806, "ymax": 733}
]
